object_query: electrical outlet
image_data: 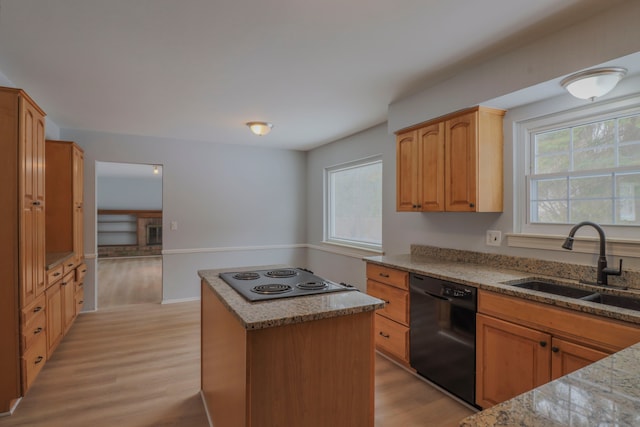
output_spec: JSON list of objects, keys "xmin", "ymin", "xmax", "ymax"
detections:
[
  {"xmin": 170, "ymin": 221, "xmax": 178, "ymax": 231},
  {"xmin": 486, "ymin": 230, "xmax": 502, "ymax": 246}
]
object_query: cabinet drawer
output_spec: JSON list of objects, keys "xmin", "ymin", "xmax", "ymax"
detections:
[
  {"xmin": 374, "ymin": 314, "xmax": 409, "ymax": 362},
  {"xmin": 47, "ymin": 264, "xmax": 64, "ymax": 287},
  {"xmin": 75, "ymin": 288, "xmax": 84, "ymax": 316},
  {"xmin": 21, "ymin": 309, "xmax": 46, "ymax": 352},
  {"xmin": 366, "ymin": 264, "xmax": 408, "ymax": 290},
  {"xmin": 21, "ymin": 294, "xmax": 46, "ymax": 326},
  {"xmin": 75, "ymin": 263, "xmax": 87, "ymax": 283},
  {"xmin": 22, "ymin": 333, "xmax": 47, "ymax": 392},
  {"xmin": 63, "ymin": 258, "xmax": 79, "ymax": 276},
  {"xmin": 367, "ymin": 280, "xmax": 409, "ymax": 326}
]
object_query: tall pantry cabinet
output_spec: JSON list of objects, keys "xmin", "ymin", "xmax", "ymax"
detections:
[{"xmin": 0, "ymin": 88, "xmax": 47, "ymax": 413}]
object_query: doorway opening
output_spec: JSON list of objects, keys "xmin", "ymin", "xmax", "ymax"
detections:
[{"xmin": 95, "ymin": 162, "xmax": 163, "ymax": 308}]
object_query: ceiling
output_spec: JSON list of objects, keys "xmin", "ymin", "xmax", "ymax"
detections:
[{"xmin": 0, "ymin": 0, "xmax": 630, "ymax": 151}]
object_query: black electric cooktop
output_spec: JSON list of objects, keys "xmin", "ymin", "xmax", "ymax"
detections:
[{"xmin": 218, "ymin": 268, "xmax": 356, "ymax": 302}]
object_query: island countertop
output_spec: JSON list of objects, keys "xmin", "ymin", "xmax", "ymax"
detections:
[{"xmin": 198, "ymin": 266, "xmax": 384, "ymax": 330}]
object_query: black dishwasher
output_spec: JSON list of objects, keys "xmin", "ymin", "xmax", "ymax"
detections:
[{"xmin": 409, "ymin": 273, "xmax": 477, "ymax": 406}]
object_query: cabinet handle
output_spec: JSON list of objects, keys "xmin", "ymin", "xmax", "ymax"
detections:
[
  {"xmin": 33, "ymin": 306, "xmax": 43, "ymax": 313},
  {"xmin": 384, "ymin": 299, "xmax": 390, "ymax": 304},
  {"xmin": 62, "ymin": 281, "xmax": 68, "ymax": 286},
  {"xmin": 53, "ymin": 272, "xmax": 61, "ymax": 277},
  {"xmin": 34, "ymin": 327, "xmax": 43, "ymax": 335},
  {"xmin": 379, "ymin": 332, "xmax": 390, "ymax": 339},
  {"xmin": 417, "ymin": 204, "xmax": 422, "ymax": 208},
  {"xmin": 469, "ymin": 203, "xmax": 475, "ymax": 208},
  {"xmin": 539, "ymin": 341, "xmax": 547, "ymax": 347},
  {"xmin": 81, "ymin": 269, "xmax": 87, "ymax": 273},
  {"xmin": 34, "ymin": 356, "xmax": 44, "ymax": 365},
  {"xmin": 379, "ymin": 273, "xmax": 390, "ymax": 278},
  {"xmin": 32, "ymin": 201, "xmax": 42, "ymax": 206},
  {"xmin": 551, "ymin": 346, "xmax": 560, "ymax": 353},
  {"xmin": 67, "ymin": 263, "xmax": 74, "ymax": 267},
  {"xmin": 79, "ymin": 300, "xmax": 84, "ymax": 304}
]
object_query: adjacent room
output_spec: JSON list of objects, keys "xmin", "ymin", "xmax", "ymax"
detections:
[{"xmin": 1, "ymin": 1, "xmax": 639, "ymax": 426}]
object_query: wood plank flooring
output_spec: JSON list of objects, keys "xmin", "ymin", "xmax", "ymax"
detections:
[
  {"xmin": 0, "ymin": 301, "xmax": 474, "ymax": 427},
  {"xmin": 98, "ymin": 256, "xmax": 162, "ymax": 308}
]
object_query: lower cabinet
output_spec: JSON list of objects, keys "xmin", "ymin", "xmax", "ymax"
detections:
[
  {"xmin": 62, "ymin": 271, "xmax": 76, "ymax": 333},
  {"xmin": 366, "ymin": 263, "xmax": 410, "ymax": 365},
  {"xmin": 476, "ymin": 290, "xmax": 640, "ymax": 409},
  {"xmin": 46, "ymin": 282, "xmax": 64, "ymax": 357}
]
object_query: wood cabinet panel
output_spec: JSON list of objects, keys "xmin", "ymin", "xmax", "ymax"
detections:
[
  {"xmin": 46, "ymin": 264, "xmax": 64, "ymax": 287},
  {"xmin": 366, "ymin": 263, "xmax": 408, "ymax": 290},
  {"xmin": 396, "ymin": 130, "xmax": 419, "ymax": 211},
  {"xmin": 445, "ymin": 111, "xmax": 477, "ymax": 211},
  {"xmin": 21, "ymin": 333, "xmax": 46, "ymax": 392},
  {"xmin": 374, "ymin": 313, "xmax": 409, "ymax": 363},
  {"xmin": 21, "ymin": 295, "xmax": 46, "ymax": 353},
  {"xmin": 46, "ymin": 283, "xmax": 63, "ymax": 358},
  {"xmin": 419, "ymin": 122, "xmax": 445, "ymax": 211},
  {"xmin": 61, "ymin": 272, "xmax": 76, "ymax": 333},
  {"xmin": 367, "ymin": 279, "xmax": 409, "ymax": 325},
  {"xmin": 551, "ymin": 337, "xmax": 610, "ymax": 381},
  {"xmin": 476, "ymin": 313, "xmax": 551, "ymax": 408}
]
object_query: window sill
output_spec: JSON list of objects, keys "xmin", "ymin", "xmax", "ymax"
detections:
[
  {"xmin": 507, "ymin": 233, "xmax": 640, "ymax": 258},
  {"xmin": 309, "ymin": 242, "xmax": 384, "ymax": 259}
]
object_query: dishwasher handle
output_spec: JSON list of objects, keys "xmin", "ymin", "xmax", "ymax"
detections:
[{"xmin": 423, "ymin": 290, "xmax": 451, "ymax": 302}]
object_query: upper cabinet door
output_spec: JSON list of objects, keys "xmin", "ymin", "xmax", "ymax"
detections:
[
  {"xmin": 445, "ymin": 111, "xmax": 477, "ymax": 212},
  {"xmin": 396, "ymin": 130, "xmax": 419, "ymax": 211},
  {"xmin": 418, "ymin": 122, "xmax": 445, "ymax": 212}
]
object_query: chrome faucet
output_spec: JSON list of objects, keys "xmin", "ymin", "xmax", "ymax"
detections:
[{"xmin": 561, "ymin": 221, "xmax": 622, "ymax": 286}]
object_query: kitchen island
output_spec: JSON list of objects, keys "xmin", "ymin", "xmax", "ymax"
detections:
[{"xmin": 198, "ymin": 267, "xmax": 384, "ymax": 427}]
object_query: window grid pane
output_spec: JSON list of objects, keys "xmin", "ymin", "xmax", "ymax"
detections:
[
  {"xmin": 326, "ymin": 160, "xmax": 382, "ymax": 247},
  {"xmin": 529, "ymin": 113, "xmax": 640, "ymax": 226}
]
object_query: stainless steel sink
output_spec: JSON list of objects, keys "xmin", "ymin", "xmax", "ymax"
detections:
[
  {"xmin": 509, "ymin": 280, "xmax": 595, "ymax": 298},
  {"xmin": 506, "ymin": 279, "xmax": 640, "ymax": 312},
  {"xmin": 581, "ymin": 293, "xmax": 640, "ymax": 311}
]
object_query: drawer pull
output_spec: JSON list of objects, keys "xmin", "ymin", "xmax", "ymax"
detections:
[
  {"xmin": 539, "ymin": 341, "xmax": 547, "ymax": 347},
  {"xmin": 62, "ymin": 281, "xmax": 68, "ymax": 286},
  {"xmin": 81, "ymin": 269, "xmax": 87, "ymax": 273},
  {"xmin": 551, "ymin": 346, "xmax": 560, "ymax": 353},
  {"xmin": 34, "ymin": 356, "xmax": 44, "ymax": 365},
  {"xmin": 379, "ymin": 331, "xmax": 390, "ymax": 339},
  {"xmin": 53, "ymin": 272, "xmax": 61, "ymax": 277},
  {"xmin": 33, "ymin": 306, "xmax": 43, "ymax": 313},
  {"xmin": 379, "ymin": 273, "xmax": 390, "ymax": 278},
  {"xmin": 67, "ymin": 263, "xmax": 74, "ymax": 267},
  {"xmin": 34, "ymin": 327, "xmax": 43, "ymax": 335},
  {"xmin": 79, "ymin": 300, "xmax": 84, "ymax": 304}
]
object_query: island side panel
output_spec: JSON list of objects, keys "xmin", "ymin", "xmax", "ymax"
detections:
[
  {"xmin": 201, "ymin": 280, "xmax": 248, "ymax": 426},
  {"xmin": 247, "ymin": 311, "xmax": 375, "ymax": 427}
]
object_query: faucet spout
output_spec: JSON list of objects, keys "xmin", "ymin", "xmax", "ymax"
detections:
[{"xmin": 562, "ymin": 221, "xmax": 622, "ymax": 286}]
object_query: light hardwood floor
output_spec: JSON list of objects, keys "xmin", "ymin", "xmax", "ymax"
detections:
[
  {"xmin": 98, "ymin": 256, "xmax": 163, "ymax": 308},
  {"xmin": 1, "ymin": 302, "xmax": 474, "ymax": 427}
]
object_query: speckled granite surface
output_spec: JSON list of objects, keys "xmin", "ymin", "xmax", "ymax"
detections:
[
  {"xmin": 365, "ymin": 252, "xmax": 640, "ymax": 325},
  {"xmin": 198, "ymin": 266, "xmax": 384, "ymax": 330},
  {"xmin": 460, "ymin": 341, "xmax": 640, "ymax": 426}
]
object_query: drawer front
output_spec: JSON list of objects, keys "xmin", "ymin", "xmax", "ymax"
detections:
[
  {"xmin": 374, "ymin": 314, "xmax": 409, "ymax": 362},
  {"xmin": 366, "ymin": 264, "xmax": 408, "ymax": 290},
  {"xmin": 75, "ymin": 288, "xmax": 84, "ymax": 316},
  {"xmin": 47, "ymin": 264, "xmax": 64, "ymax": 287},
  {"xmin": 75, "ymin": 263, "xmax": 88, "ymax": 283},
  {"xmin": 21, "ymin": 293, "xmax": 46, "ymax": 326},
  {"xmin": 63, "ymin": 258, "xmax": 79, "ymax": 276},
  {"xmin": 22, "ymin": 309, "xmax": 46, "ymax": 352},
  {"xmin": 367, "ymin": 280, "xmax": 409, "ymax": 326},
  {"xmin": 22, "ymin": 334, "xmax": 47, "ymax": 392}
]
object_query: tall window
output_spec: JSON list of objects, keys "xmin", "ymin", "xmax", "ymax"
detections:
[
  {"xmin": 325, "ymin": 156, "xmax": 382, "ymax": 250},
  {"xmin": 528, "ymin": 111, "xmax": 640, "ymax": 226}
]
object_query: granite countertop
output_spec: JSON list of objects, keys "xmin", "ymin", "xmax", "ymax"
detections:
[
  {"xmin": 45, "ymin": 251, "xmax": 74, "ymax": 270},
  {"xmin": 198, "ymin": 266, "xmax": 384, "ymax": 330},
  {"xmin": 364, "ymin": 251, "xmax": 640, "ymax": 426},
  {"xmin": 460, "ymin": 341, "xmax": 640, "ymax": 426},
  {"xmin": 365, "ymin": 254, "xmax": 640, "ymax": 325}
]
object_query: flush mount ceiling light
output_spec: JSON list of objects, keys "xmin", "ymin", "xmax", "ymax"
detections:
[
  {"xmin": 246, "ymin": 121, "xmax": 273, "ymax": 136},
  {"xmin": 560, "ymin": 67, "xmax": 627, "ymax": 101}
]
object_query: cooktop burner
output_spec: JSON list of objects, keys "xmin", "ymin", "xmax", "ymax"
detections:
[
  {"xmin": 251, "ymin": 284, "xmax": 293, "ymax": 294},
  {"xmin": 264, "ymin": 269, "xmax": 298, "ymax": 278},
  {"xmin": 219, "ymin": 268, "xmax": 357, "ymax": 302}
]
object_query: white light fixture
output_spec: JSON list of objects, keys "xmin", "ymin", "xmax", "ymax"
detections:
[
  {"xmin": 153, "ymin": 165, "xmax": 159, "ymax": 175},
  {"xmin": 246, "ymin": 121, "xmax": 273, "ymax": 136},
  {"xmin": 560, "ymin": 67, "xmax": 627, "ymax": 101}
]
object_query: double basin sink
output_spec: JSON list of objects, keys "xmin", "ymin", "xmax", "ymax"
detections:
[{"xmin": 505, "ymin": 280, "xmax": 640, "ymax": 311}]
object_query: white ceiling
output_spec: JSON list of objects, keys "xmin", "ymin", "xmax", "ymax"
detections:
[{"xmin": 0, "ymin": 0, "xmax": 629, "ymax": 151}]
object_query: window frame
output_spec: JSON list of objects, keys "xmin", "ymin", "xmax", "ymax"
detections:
[
  {"xmin": 515, "ymin": 96, "xmax": 640, "ymax": 240},
  {"xmin": 323, "ymin": 155, "xmax": 383, "ymax": 252}
]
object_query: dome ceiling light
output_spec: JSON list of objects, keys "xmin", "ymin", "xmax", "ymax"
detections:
[
  {"xmin": 246, "ymin": 121, "xmax": 273, "ymax": 136},
  {"xmin": 560, "ymin": 67, "xmax": 627, "ymax": 101}
]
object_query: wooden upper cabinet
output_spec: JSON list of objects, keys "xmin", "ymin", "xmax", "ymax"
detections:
[
  {"xmin": 46, "ymin": 140, "xmax": 85, "ymax": 265},
  {"xmin": 395, "ymin": 106, "xmax": 504, "ymax": 212},
  {"xmin": 396, "ymin": 130, "xmax": 419, "ymax": 211}
]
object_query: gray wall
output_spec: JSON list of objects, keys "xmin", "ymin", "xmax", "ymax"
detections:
[
  {"xmin": 97, "ymin": 175, "xmax": 162, "ymax": 210},
  {"xmin": 63, "ymin": 129, "xmax": 307, "ymax": 309}
]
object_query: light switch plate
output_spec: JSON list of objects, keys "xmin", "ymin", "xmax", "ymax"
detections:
[
  {"xmin": 170, "ymin": 221, "xmax": 178, "ymax": 231},
  {"xmin": 486, "ymin": 230, "xmax": 501, "ymax": 246}
]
